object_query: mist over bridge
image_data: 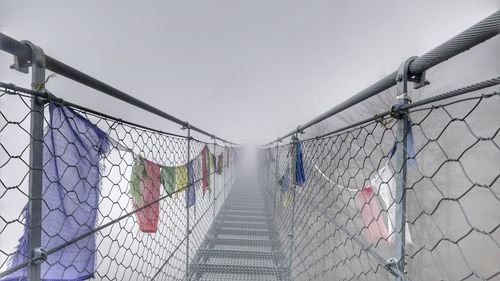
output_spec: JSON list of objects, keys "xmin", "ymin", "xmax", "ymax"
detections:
[{"xmin": 0, "ymin": 9, "xmax": 499, "ymax": 281}]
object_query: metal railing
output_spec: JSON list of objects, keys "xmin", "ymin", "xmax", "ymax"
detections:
[
  {"xmin": 0, "ymin": 8, "xmax": 499, "ymax": 281},
  {"xmin": 268, "ymin": 10, "xmax": 500, "ymax": 144},
  {"xmin": 0, "ymin": 35, "xmax": 239, "ymax": 281},
  {"xmin": 261, "ymin": 9, "xmax": 500, "ymax": 281}
]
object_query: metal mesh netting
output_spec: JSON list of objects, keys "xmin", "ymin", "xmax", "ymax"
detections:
[
  {"xmin": 261, "ymin": 87, "xmax": 500, "ymax": 280},
  {"xmin": 0, "ymin": 83, "xmax": 237, "ymax": 280}
]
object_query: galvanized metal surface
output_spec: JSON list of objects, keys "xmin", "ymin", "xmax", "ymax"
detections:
[
  {"xmin": 189, "ymin": 183, "xmax": 289, "ymax": 280},
  {"xmin": 268, "ymin": 9, "xmax": 500, "ymax": 144},
  {"xmin": 26, "ymin": 41, "xmax": 46, "ymax": 281}
]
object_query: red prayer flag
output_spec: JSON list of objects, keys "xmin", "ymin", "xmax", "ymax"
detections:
[
  {"xmin": 134, "ymin": 159, "xmax": 161, "ymax": 233},
  {"xmin": 201, "ymin": 146, "xmax": 209, "ymax": 196},
  {"xmin": 356, "ymin": 186, "xmax": 388, "ymax": 243}
]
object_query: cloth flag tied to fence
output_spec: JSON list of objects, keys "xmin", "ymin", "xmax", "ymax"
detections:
[
  {"xmin": 388, "ymin": 119, "xmax": 416, "ymax": 166},
  {"xmin": 217, "ymin": 153, "xmax": 224, "ymax": 175},
  {"xmin": 279, "ymin": 165, "xmax": 291, "ymax": 193},
  {"xmin": 294, "ymin": 141, "xmax": 306, "ymax": 186},
  {"xmin": 129, "ymin": 158, "xmax": 161, "ymax": 233},
  {"xmin": 371, "ymin": 162, "xmax": 413, "ymax": 244},
  {"xmin": 160, "ymin": 165, "xmax": 176, "ymax": 195},
  {"xmin": 186, "ymin": 160, "xmax": 196, "ymax": 208},
  {"xmin": 355, "ymin": 186, "xmax": 389, "ymax": 243},
  {"xmin": 201, "ymin": 146, "xmax": 210, "ymax": 195},
  {"xmin": 211, "ymin": 154, "xmax": 216, "ymax": 174},
  {"xmin": 175, "ymin": 165, "xmax": 188, "ymax": 198},
  {"xmin": 3, "ymin": 104, "xmax": 109, "ymax": 281}
]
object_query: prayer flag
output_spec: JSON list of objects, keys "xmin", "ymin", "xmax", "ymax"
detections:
[
  {"xmin": 217, "ymin": 153, "xmax": 223, "ymax": 174},
  {"xmin": 294, "ymin": 141, "xmax": 306, "ymax": 186},
  {"xmin": 175, "ymin": 165, "xmax": 188, "ymax": 197},
  {"xmin": 283, "ymin": 191, "xmax": 294, "ymax": 208},
  {"xmin": 279, "ymin": 165, "xmax": 291, "ymax": 193},
  {"xmin": 210, "ymin": 153, "xmax": 216, "ymax": 174},
  {"xmin": 201, "ymin": 146, "xmax": 209, "ymax": 195},
  {"xmin": 160, "ymin": 166, "xmax": 176, "ymax": 195},
  {"xmin": 186, "ymin": 161, "xmax": 196, "ymax": 208},
  {"xmin": 371, "ymin": 162, "xmax": 413, "ymax": 244},
  {"xmin": 356, "ymin": 186, "xmax": 389, "ymax": 243},
  {"xmin": 131, "ymin": 159, "xmax": 160, "ymax": 233},
  {"xmin": 3, "ymin": 104, "xmax": 109, "ymax": 281},
  {"xmin": 388, "ymin": 119, "xmax": 416, "ymax": 166}
]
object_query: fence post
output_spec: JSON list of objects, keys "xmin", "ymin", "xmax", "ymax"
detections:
[
  {"xmin": 392, "ymin": 57, "xmax": 420, "ymax": 281},
  {"xmin": 288, "ymin": 138, "xmax": 298, "ymax": 280},
  {"xmin": 213, "ymin": 140, "xmax": 217, "ymax": 221},
  {"xmin": 223, "ymin": 142, "xmax": 226, "ymax": 200},
  {"xmin": 274, "ymin": 144, "xmax": 279, "ymax": 220},
  {"xmin": 185, "ymin": 125, "xmax": 191, "ymax": 281},
  {"xmin": 17, "ymin": 41, "xmax": 46, "ymax": 281}
]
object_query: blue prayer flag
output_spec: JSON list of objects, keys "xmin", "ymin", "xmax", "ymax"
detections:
[
  {"xmin": 2, "ymin": 104, "xmax": 109, "ymax": 281},
  {"xmin": 295, "ymin": 142, "xmax": 306, "ymax": 186},
  {"xmin": 388, "ymin": 119, "xmax": 416, "ymax": 166},
  {"xmin": 279, "ymin": 166, "xmax": 291, "ymax": 193}
]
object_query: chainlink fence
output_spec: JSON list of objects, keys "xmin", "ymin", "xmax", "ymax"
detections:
[
  {"xmin": 261, "ymin": 80, "xmax": 500, "ymax": 281},
  {"xmin": 0, "ymin": 83, "xmax": 238, "ymax": 281},
  {"xmin": 1, "ymin": 10, "xmax": 500, "ymax": 281}
]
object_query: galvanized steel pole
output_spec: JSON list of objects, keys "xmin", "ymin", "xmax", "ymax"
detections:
[
  {"xmin": 223, "ymin": 143, "xmax": 226, "ymax": 201},
  {"xmin": 274, "ymin": 144, "xmax": 279, "ymax": 221},
  {"xmin": 288, "ymin": 139, "xmax": 298, "ymax": 281},
  {"xmin": 392, "ymin": 58, "xmax": 415, "ymax": 281},
  {"xmin": 26, "ymin": 41, "xmax": 46, "ymax": 281},
  {"xmin": 185, "ymin": 126, "xmax": 191, "ymax": 281},
  {"xmin": 213, "ymin": 140, "xmax": 217, "ymax": 221}
]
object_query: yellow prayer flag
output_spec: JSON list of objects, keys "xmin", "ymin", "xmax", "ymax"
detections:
[{"xmin": 175, "ymin": 165, "xmax": 188, "ymax": 198}]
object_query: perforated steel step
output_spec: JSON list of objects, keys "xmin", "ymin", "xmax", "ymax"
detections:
[
  {"xmin": 191, "ymin": 264, "xmax": 288, "ymax": 275},
  {"xmin": 218, "ymin": 215, "xmax": 271, "ymax": 223},
  {"xmin": 215, "ymin": 228, "xmax": 274, "ymax": 237},
  {"xmin": 198, "ymin": 249, "xmax": 284, "ymax": 260},
  {"xmin": 206, "ymin": 237, "xmax": 278, "ymax": 247},
  {"xmin": 189, "ymin": 183, "xmax": 289, "ymax": 281}
]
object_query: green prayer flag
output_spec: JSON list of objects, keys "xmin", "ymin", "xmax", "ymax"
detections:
[
  {"xmin": 160, "ymin": 166, "xmax": 176, "ymax": 195},
  {"xmin": 283, "ymin": 191, "xmax": 293, "ymax": 208},
  {"xmin": 128, "ymin": 157, "xmax": 148, "ymax": 205},
  {"xmin": 208, "ymin": 152, "xmax": 215, "ymax": 174}
]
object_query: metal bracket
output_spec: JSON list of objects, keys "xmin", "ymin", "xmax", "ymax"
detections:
[
  {"xmin": 10, "ymin": 41, "xmax": 46, "ymax": 78},
  {"xmin": 391, "ymin": 56, "xmax": 429, "ymax": 119},
  {"xmin": 396, "ymin": 56, "xmax": 430, "ymax": 90},
  {"xmin": 10, "ymin": 53, "xmax": 30, "ymax": 74}
]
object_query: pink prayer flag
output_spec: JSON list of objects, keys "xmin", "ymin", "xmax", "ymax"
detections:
[
  {"xmin": 356, "ymin": 186, "xmax": 388, "ymax": 243},
  {"xmin": 135, "ymin": 159, "xmax": 161, "ymax": 233}
]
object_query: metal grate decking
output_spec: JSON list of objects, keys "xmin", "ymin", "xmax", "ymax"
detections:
[{"xmin": 189, "ymin": 184, "xmax": 289, "ymax": 280}]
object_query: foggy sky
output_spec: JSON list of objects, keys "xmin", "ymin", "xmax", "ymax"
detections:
[{"xmin": 0, "ymin": 0, "xmax": 498, "ymax": 144}]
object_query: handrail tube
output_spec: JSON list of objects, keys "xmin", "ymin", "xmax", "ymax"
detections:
[
  {"xmin": 0, "ymin": 33, "xmax": 236, "ymax": 145},
  {"xmin": 270, "ymin": 9, "xmax": 500, "ymax": 144}
]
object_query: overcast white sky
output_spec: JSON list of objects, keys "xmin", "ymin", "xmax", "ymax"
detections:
[{"xmin": 0, "ymin": 1, "xmax": 498, "ymax": 144}]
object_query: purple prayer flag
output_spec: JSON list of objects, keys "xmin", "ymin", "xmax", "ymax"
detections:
[
  {"xmin": 2, "ymin": 104, "xmax": 109, "ymax": 281},
  {"xmin": 186, "ymin": 160, "xmax": 196, "ymax": 208}
]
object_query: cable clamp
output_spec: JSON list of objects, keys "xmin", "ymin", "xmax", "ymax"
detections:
[
  {"xmin": 32, "ymin": 247, "xmax": 47, "ymax": 264},
  {"xmin": 390, "ymin": 99, "xmax": 408, "ymax": 119}
]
